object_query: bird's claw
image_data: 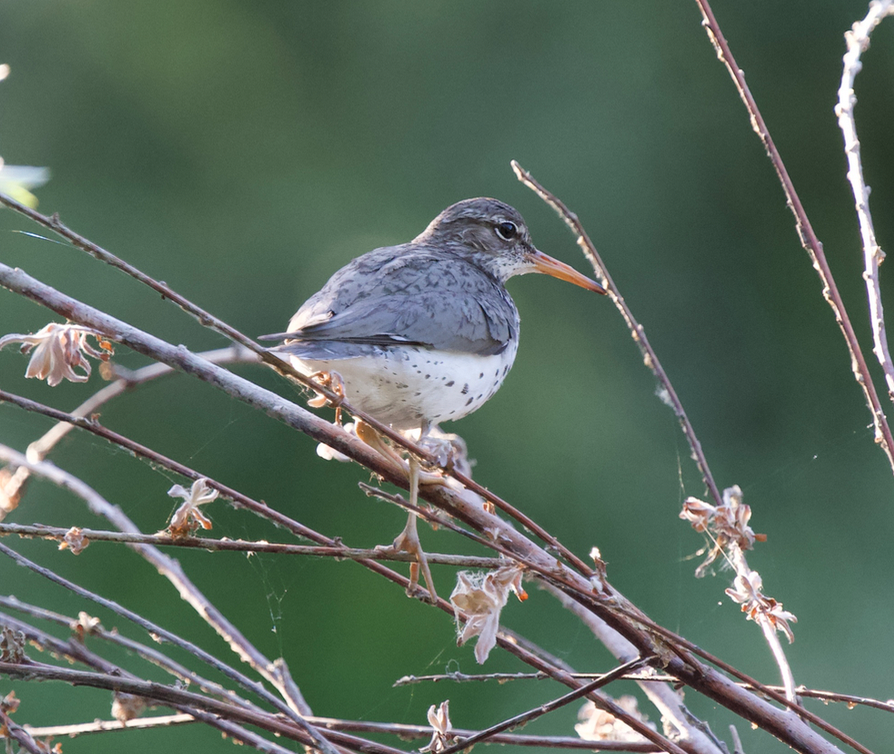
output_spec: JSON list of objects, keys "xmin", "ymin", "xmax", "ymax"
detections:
[
  {"xmin": 307, "ymin": 370, "xmax": 346, "ymax": 423},
  {"xmin": 376, "ymin": 513, "xmax": 439, "ymax": 603}
]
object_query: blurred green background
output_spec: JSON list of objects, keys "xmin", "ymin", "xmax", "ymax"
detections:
[{"xmin": 1, "ymin": 1, "xmax": 893, "ymax": 750}]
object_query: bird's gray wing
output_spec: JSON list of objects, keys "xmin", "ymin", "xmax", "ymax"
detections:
[{"xmin": 270, "ymin": 252, "xmax": 517, "ymax": 357}]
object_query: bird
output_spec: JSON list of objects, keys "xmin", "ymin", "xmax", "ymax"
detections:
[{"xmin": 262, "ymin": 197, "xmax": 605, "ymax": 599}]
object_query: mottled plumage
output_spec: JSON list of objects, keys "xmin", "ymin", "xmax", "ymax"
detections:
[{"xmin": 263, "ymin": 198, "xmax": 603, "ymax": 431}]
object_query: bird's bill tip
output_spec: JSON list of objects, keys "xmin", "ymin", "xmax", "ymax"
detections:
[{"xmin": 529, "ymin": 250, "xmax": 606, "ymax": 294}]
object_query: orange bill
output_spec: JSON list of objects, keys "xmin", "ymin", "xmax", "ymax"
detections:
[{"xmin": 528, "ymin": 249, "xmax": 606, "ymax": 294}]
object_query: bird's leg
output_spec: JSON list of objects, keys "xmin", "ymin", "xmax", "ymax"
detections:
[
  {"xmin": 391, "ymin": 454, "xmax": 438, "ymax": 603},
  {"xmin": 354, "ymin": 421, "xmax": 438, "ymax": 603}
]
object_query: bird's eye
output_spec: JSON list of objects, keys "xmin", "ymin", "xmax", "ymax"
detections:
[{"xmin": 495, "ymin": 221, "xmax": 518, "ymax": 241}]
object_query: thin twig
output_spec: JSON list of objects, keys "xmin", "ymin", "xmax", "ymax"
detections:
[
  {"xmin": 0, "ymin": 611, "xmax": 297, "ymax": 754},
  {"xmin": 0, "ymin": 660, "xmax": 405, "ymax": 754},
  {"xmin": 438, "ymin": 656, "xmax": 654, "ymax": 754},
  {"xmin": 695, "ymin": 0, "xmax": 894, "ymax": 474},
  {"xmin": 18, "ymin": 709, "xmax": 664, "ymax": 752},
  {"xmin": 397, "ymin": 670, "xmax": 894, "ymax": 714},
  {"xmin": 0, "ymin": 445, "xmax": 342, "ymax": 754},
  {"xmin": 22, "ymin": 715, "xmax": 196, "ymax": 738},
  {"xmin": 0, "ymin": 532, "xmax": 338, "ymax": 751},
  {"xmin": 0, "ymin": 604, "xmax": 256, "ymax": 715},
  {"xmin": 512, "ymin": 161, "xmax": 723, "ymax": 508},
  {"xmin": 836, "ymin": 0, "xmax": 894, "ymax": 401},
  {"xmin": 0, "ymin": 346, "xmax": 255, "ymax": 506},
  {"xmin": 0, "ymin": 709, "xmax": 45, "ymax": 754},
  {"xmin": 0, "ymin": 521, "xmax": 505, "ymax": 568}
]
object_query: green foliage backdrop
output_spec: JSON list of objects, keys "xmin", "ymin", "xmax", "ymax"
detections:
[{"xmin": 1, "ymin": 2, "xmax": 893, "ymax": 750}]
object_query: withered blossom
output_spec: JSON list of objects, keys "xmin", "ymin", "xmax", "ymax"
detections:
[
  {"xmin": 167, "ymin": 478, "xmax": 219, "ymax": 538},
  {"xmin": 59, "ymin": 526, "xmax": 90, "ymax": 555},
  {"xmin": 420, "ymin": 700, "xmax": 452, "ymax": 753},
  {"xmin": 726, "ymin": 570, "xmax": 797, "ymax": 643},
  {"xmin": 449, "ymin": 565, "xmax": 525, "ymax": 664},
  {"xmin": 0, "ymin": 322, "xmax": 112, "ymax": 387},
  {"xmin": 70, "ymin": 611, "xmax": 103, "ymax": 640},
  {"xmin": 680, "ymin": 485, "xmax": 766, "ymax": 577},
  {"xmin": 0, "ymin": 627, "xmax": 25, "ymax": 663},
  {"xmin": 111, "ymin": 691, "xmax": 147, "ymax": 723}
]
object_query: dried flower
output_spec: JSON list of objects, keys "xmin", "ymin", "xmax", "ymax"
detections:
[
  {"xmin": 0, "ymin": 690, "xmax": 19, "ymax": 715},
  {"xmin": 420, "ymin": 700, "xmax": 453, "ymax": 753},
  {"xmin": 167, "ymin": 478, "xmax": 218, "ymax": 538},
  {"xmin": 0, "ymin": 626, "xmax": 26, "ymax": 663},
  {"xmin": 450, "ymin": 565, "xmax": 525, "ymax": 664},
  {"xmin": 726, "ymin": 570, "xmax": 797, "ymax": 643},
  {"xmin": 70, "ymin": 612, "xmax": 103, "ymax": 640},
  {"xmin": 59, "ymin": 526, "xmax": 90, "ymax": 555},
  {"xmin": 575, "ymin": 695, "xmax": 654, "ymax": 742},
  {"xmin": 680, "ymin": 485, "xmax": 766, "ymax": 577},
  {"xmin": 0, "ymin": 322, "xmax": 113, "ymax": 387},
  {"xmin": 0, "ymin": 467, "xmax": 23, "ymax": 521}
]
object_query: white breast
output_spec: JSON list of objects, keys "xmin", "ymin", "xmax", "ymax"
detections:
[{"xmin": 288, "ymin": 341, "xmax": 518, "ymax": 432}]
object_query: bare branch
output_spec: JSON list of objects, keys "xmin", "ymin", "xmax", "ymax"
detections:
[
  {"xmin": 694, "ymin": 0, "xmax": 894, "ymax": 474},
  {"xmin": 836, "ymin": 0, "xmax": 894, "ymax": 400},
  {"xmin": 512, "ymin": 161, "xmax": 723, "ymax": 508},
  {"xmin": 0, "ymin": 521, "xmax": 505, "ymax": 567},
  {"xmin": 437, "ymin": 656, "xmax": 655, "ymax": 754},
  {"xmin": 0, "ymin": 660, "xmax": 405, "ymax": 754}
]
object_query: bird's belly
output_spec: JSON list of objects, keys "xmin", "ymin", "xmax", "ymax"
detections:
[{"xmin": 287, "ymin": 345, "xmax": 517, "ymax": 431}]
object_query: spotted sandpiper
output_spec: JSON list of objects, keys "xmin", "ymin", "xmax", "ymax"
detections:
[{"xmin": 262, "ymin": 198, "xmax": 605, "ymax": 598}]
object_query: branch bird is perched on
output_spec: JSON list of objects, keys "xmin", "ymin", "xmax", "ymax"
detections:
[{"xmin": 262, "ymin": 198, "xmax": 605, "ymax": 599}]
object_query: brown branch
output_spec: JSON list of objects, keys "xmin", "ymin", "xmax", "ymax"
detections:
[
  {"xmin": 0, "ymin": 611, "xmax": 301, "ymax": 754},
  {"xmin": 0, "ymin": 709, "xmax": 45, "ymax": 754},
  {"xmin": 397, "ymin": 669, "xmax": 894, "ymax": 715},
  {"xmin": 694, "ymin": 0, "xmax": 894, "ymax": 474},
  {"xmin": 0, "ymin": 521, "xmax": 505, "ymax": 569},
  {"xmin": 308, "ymin": 716, "xmax": 663, "ymax": 752},
  {"xmin": 438, "ymin": 656, "xmax": 655, "ymax": 754},
  {"xmin": 0, "ymin": 660, "xmax": 404, "ymax": 754},
  {"xmin": 0, "ymin": 537, "xmax": 337, "ymax": 748},
  {"xmin": 0, "ymin": 426, "xmax": 686, "ymax": 749}
]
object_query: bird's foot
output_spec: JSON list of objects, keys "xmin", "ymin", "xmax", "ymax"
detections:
[
  {"xmin": 307, "ymin": 370, "xmax": 346, "ymax": 424},
  {"xmin": 376, "ymin": 511, "xmax": 439, "ymax": 603}
]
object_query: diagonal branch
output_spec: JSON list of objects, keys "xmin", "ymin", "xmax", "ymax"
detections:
[
  {"xmin": 438, "ymin": 656, "xmax": 655, "ymax": 754},
  {"xmin": 0, "ymin": 260, "xmax": 859, "ymax": 751},
  {"xmin": 512, "ymin": 160, "xmax": 722, "ymax": 507},
  {"xmin": 695, "ymin": 0, "xmax": 894, "ymax": 474}
]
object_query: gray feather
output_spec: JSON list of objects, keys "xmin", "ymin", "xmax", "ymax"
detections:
[{"xmin": 269, "ymin": 246, "xmax": 518, "ymax": 358}]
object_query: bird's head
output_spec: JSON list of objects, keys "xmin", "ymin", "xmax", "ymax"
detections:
[{"xmin": 415, "ymin": 197, "xmax": 605, "ymax": 293}]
